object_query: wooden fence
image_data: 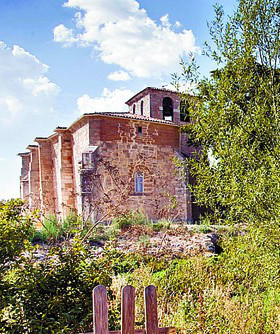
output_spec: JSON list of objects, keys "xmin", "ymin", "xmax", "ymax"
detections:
[{"xmin": 81, "ymin": 284, "xmax": 175, "ymax": 334}]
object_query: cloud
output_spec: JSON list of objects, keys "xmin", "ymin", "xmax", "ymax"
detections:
[
  {"xmin": 0, "ymin": 42, "xmax": 60, "ymax": 122},
  {"xmin": 52, "ymin": 24, "xmax": 79, "ymax": 46},
  {"xmin": 77, "ymin": 87, "xmax": 134, "ymax": 114},
  {"xmin": 108, "ymin": 70, "xmax": 130, "ymax": 81},
  {"xmin": 53, "ymin": 0, "xmax": 199, "ymax": 78}
]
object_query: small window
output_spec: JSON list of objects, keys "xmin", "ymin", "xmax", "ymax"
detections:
[
  {"xmin": 82, "ymin": 152, "xmax": 95, "ymax": 169},
  {"xmin": 140, "ymin": 101, "xmax": 144, "ymax": 116},
  {"xmin": 137, "ymin": 126, "xmax": 142, "ymax": 134},
  {"xmin": 135, "ymin": 172, "xmax": 144, "ymax": 193},
  {"xmin": 81, "ymin": 174, "xmax": 92, "ymax": 194},
  {"xmin": 133, "ymin": 104, "xmax": 136, "ymax": 114},
  {"xmin": 180, "ymin": 100, "xmax": 190, "ymax": 122}
]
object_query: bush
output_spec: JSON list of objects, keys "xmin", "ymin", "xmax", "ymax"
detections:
[
  {"xmin": 34, "ymin": 211, "xmax": 85, "ymax": 243},
  {"xmin": 0, "ymin": 199, "xmax": 34, "ymax": 268},
  {"xmin": 112, "ymin": 210, "xmax": 150, "ymax": 231}
]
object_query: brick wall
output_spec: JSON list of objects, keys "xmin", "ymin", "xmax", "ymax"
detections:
[
  {"xmin": 71, "ymin": 119, "xmax": 90, "ymax": 214},
  {"xmin": 28, "ymin": 147, "xmax": 40, "ymax": 209},
  {"xmin": 84, "ymin": 115, "xmax": 191, "ymax": 221},
  {"xmin": 37, "ymin": 140, "xmax": 56, "ymax": 213},
  {"xmin": 19, "ymin": 153, "xmax": 30, "ymax": 200},
  {"xmin": 150, "ymin": 90, "xmax": 181, "ymax": 122},
  {"xmin": 60, "ymin": 132, "xmax": 76, "ymax": 217},
  {"xmin": 19, "ymin": 112, "xmax": 194, "ymax": 221}
]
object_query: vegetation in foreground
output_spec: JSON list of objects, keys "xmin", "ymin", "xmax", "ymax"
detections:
[{"xmin": 1, "ymin": 199, "xmax": 280, "ymax": 333}]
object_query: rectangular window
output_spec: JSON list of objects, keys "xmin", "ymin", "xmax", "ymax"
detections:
[
  {"xmin": 135, "ymin": 172, "xmax": 144, "ymax": 193},
  {"xmin": 82, "ymin": 152, "xmax": 95, "ymax": 169},
  {"xmin": 80, "ymin": 174, "xmax": 92, "ymax": 194},
  {"xmin": 137, "ymin": 126, "xmax": 143, "ymax": 134}
]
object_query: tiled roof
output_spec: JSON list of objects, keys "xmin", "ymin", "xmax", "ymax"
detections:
[
  {"xmin": 125, "ymin": 86, "xmax": 179, "ymax": 104},
  {"xmin": 83, "ymin": 112, "xmax": 178, "ymax": 126}
]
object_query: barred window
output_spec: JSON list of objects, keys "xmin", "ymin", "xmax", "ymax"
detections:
[{"xmin": 135, "ymin": 172, "xmax": 144, "ymax": 193}]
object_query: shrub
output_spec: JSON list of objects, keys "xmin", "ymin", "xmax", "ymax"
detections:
[
  {"xmin": 111, "ymin": 210, "xmax": 150, "ymax": 231},
  {"xmin": 34, "ymin": 211, "xmax": 85, "ymax": 243},
  {"xmin": 0, "ymin": 199, "xmax": 34, "ymax": 268}
]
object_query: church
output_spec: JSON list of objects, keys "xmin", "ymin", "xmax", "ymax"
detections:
[{"xmin": 18, "ymin": 87, "xmax": 200, "ymax": 222}]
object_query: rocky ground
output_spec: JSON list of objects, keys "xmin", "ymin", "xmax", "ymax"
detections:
[
  {"xmin": 32, "ymin": 224, "xmax": 225, "ymax": 261},
  {"xmin": 104, "ymin": 225, "xmax": 221, "ymax": 258}
]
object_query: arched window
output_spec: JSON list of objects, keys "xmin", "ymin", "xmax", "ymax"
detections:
[
  {"xmin": 135, "ymin": 172, "xmax": 144, "ymax": 193},
  {"xmin": 162, "ymin": 97, "xmax": 173, "ymax": 121},
  {"xmin": 140, "ymin": 101, "xmax": 144, "ymax": 116},
  {"xmin": 180, "ymin": 100, "xmax": 190, "ymax": 122},
  {"xmin": 133, "ymin": 104, "xmax": 136, "ymax": 114}
]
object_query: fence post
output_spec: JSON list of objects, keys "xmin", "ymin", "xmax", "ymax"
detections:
[
  {"xmin": 93, "ymin": 285, "xmax": 109, "ymax": 334},
  {"xmin": 145, "ymin": 285, "xmax": 159, "ymax": 334},
  {"xmin": 121, "ymin": 285, "xmax": 135, "ymax": 334}
]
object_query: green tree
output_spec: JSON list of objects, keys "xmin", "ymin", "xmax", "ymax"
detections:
[{"xmin": 180, "ymin": 0, "xmax": 280, "ymax": 226}]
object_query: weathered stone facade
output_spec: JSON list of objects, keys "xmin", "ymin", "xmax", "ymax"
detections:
[{"xmin": 18, "ymin": 87, "xmax": 197, "ymax": 221}]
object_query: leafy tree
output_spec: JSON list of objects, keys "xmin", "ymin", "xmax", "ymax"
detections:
[{"xmin": 180, "ymin": 0, "xmax": 280, "ymax": 226}]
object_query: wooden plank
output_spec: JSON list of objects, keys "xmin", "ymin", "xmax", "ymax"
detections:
[
  {"xmin": 93, "ymin": 285, "xmax": 109, "ymax": 334},
  {"xmin": 145, "ymin": 285, "xmax": 159, "ymax": 334},
  {"xmin": 121, "ymin": 285, "xmax": 135, "ymax": 334},
  {"xmin": 81, "ymin": 327, "xmax": 176, "ymax": 334}
]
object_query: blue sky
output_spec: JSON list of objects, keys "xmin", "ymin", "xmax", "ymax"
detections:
[{"xmin": 0, "ymin": 0, "xmax": 236, "ymax": 199}]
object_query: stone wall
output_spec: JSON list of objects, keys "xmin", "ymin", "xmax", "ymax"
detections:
[
  {"xmin": 18, "ymin": 153, "xmax": 30, "ymax": 201},
  {"xmin": 127, "ymin": 88, "xmax": 181, "ymax": 123},
  {"xmin": 150, "ymin": 90, "xmax": 181, "ymax": 122},
  {"xmin": 71, "ymin": 119, "xmax": 90, "ymax": 214},
  {"xmin": 59, "ymin": 131, "xmax": 76, "ymax": 217},
  {"xmin": 37, "ymin": 140, "xmax": 56, "ymax": 213},
  {"xmin": 83, "ymin": 116, "xmax": 191, "ymax": 221},
  {"xmin": 28, "ymin": 147, "xmax": 40, "ymax": 209}
]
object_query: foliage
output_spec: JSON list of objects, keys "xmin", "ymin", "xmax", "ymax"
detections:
[
  {"xmin": 0, "ymin": 199, "xmax": 34, "ymax": 269},
  {"xmin": 34, "ymin": 212, "xmax": 85, "ymax": 243},
  {"xmin": 177, "ymin": 0, "xmax": 280, "ymax": 227},
  {"xmin": 2, "ymin": 200, "xmax": 280, "ymax": 332},
  {"xmin": 0, "ymin": 239, "xmax": 146, "ymax": 333},
  {"xmin": 112, "ymin": 210, "xmax": 150, "ymax": 231}
]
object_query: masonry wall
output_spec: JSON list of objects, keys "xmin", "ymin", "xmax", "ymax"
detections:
[
  {"xmin": 60, "ymin": 132, "xmax": 76, "ymax": 217},
  {"xmin": 71, "ymin": 119, "xmax": 90, "ymax": 213},
  {"xmin": 150, "ymin": 90, "xmax": 181, "ymax": 122},
  {"xmin": 82, "ymin": 116, "xmax": 191, "ymax": 221},
  {"xmin": 19, "ymin": 154, "xmax": 30, "ymax": 200},
  {"xmin": 28, "ymin": 148, "xmax": 40, "ymax": 209},
  {"xmin": 52, "ymin": 137, "xmax": 61, "ymax": 214},
  {"xmin": 19, "ymin": 114, "xmax": 194, "ymax": 221},
  {"xmin": 38, "ymin": 141, "xmax": 56, "ymax": 213},
  {"xmin": 128, "ymin": 94, "xmax": 151, "ymax": 117}
]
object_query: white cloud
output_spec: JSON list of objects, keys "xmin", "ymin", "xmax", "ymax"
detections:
[
  {"xmin": 53, "ymin": 0, "xmax": 199, "ymax": 78},
  {"xmin": 108, "ymin": 70, "xmax": 130, "ymax": 81},
  {"xmin": 77, "ymin": 87, "xmax": 134, "ymax": 114},
  {"xmin": 52, "ymin": 24, "xmax": 79, "ymax": 46},
  {"xmin": 0, "ymin": 41, "xmax": 60, "ymax": 122}
]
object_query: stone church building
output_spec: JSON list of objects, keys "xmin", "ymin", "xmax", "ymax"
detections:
[{"xmin": 18, "ymin": 87, "xmax": 198, "ymax": 222}]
